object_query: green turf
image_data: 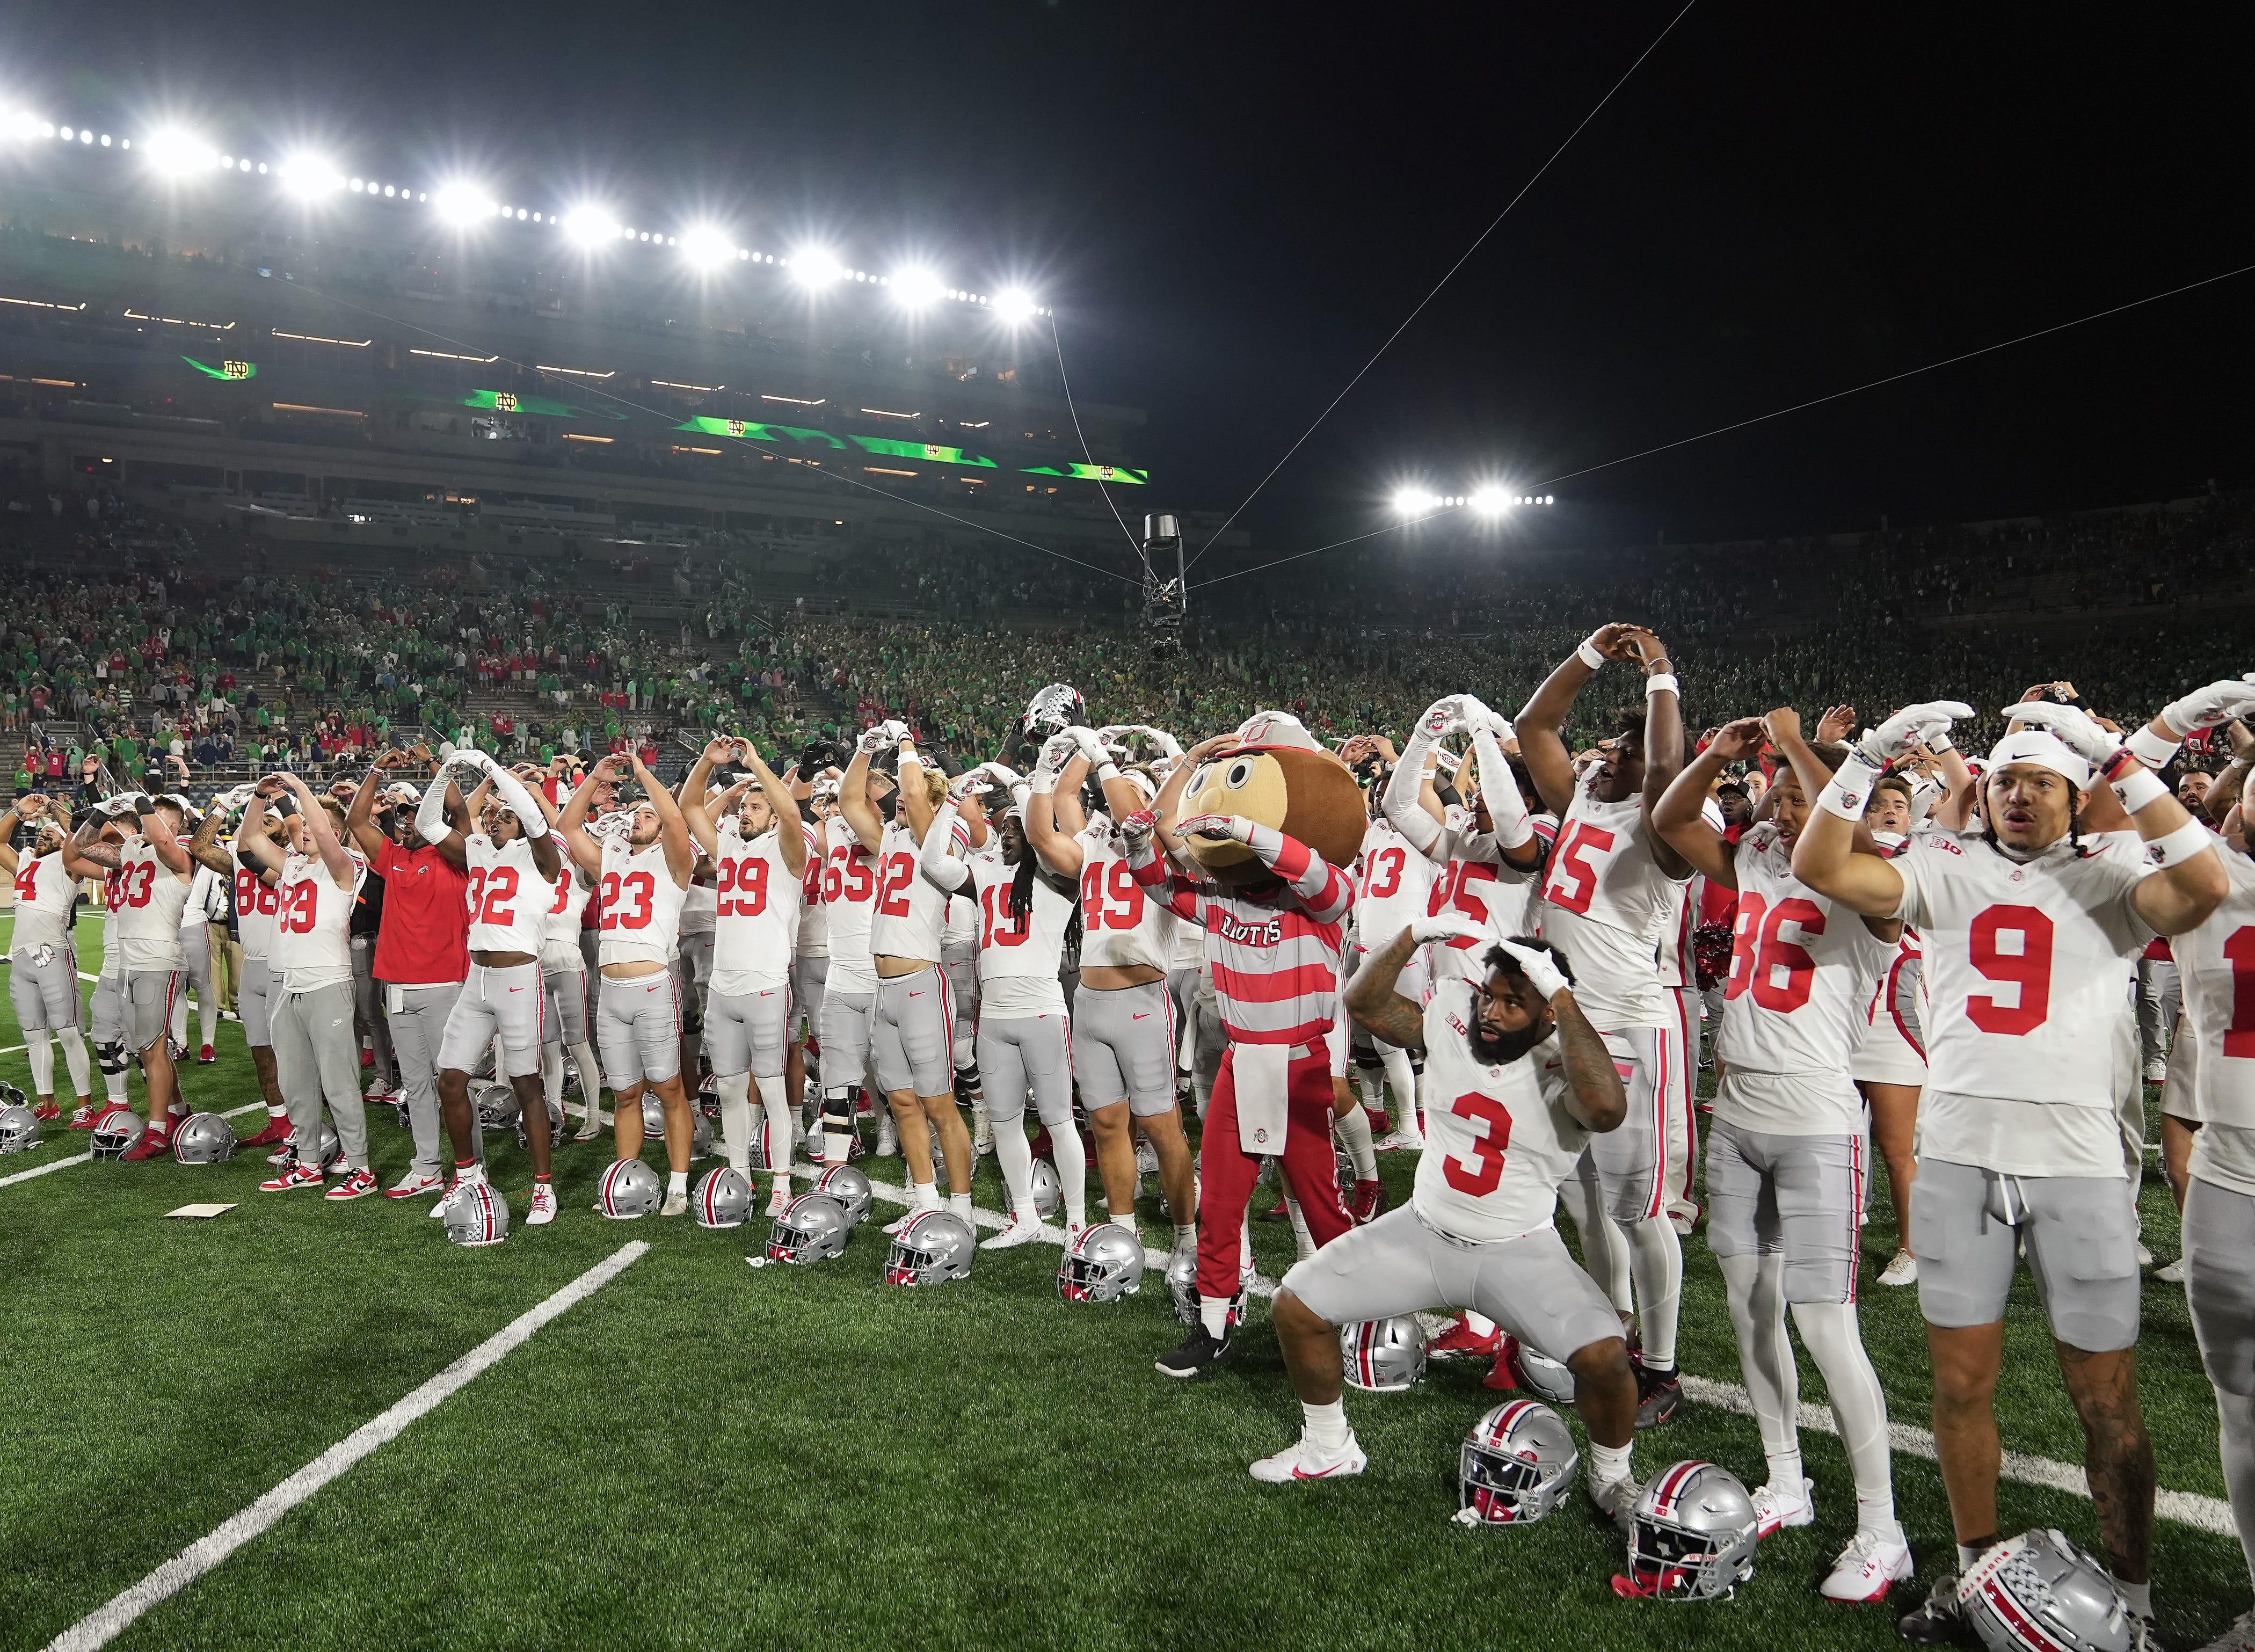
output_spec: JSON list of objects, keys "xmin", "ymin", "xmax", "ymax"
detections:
[{"xmin": 0, "ymin": 911, "xmax": 2245, "ymax": 1650}]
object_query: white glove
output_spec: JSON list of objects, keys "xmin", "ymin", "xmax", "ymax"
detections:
[
  {"xmin": 2009, "ymin": 701, "xmax": 2122, "ymax": 766},
  {"xmin": 977, "ymin": 761, "xmax": 1023, "ymax": 788},
  {"xmin": 2159, "ymin": 679, "xmax": 2255, "ymax": 737},
  {"xmin": 1065, "ymin": 724, "xmax": 1107, "ymax": 763},
  {"xmin": 1040, "ymin": 731, "xmax": 1080, "ymax": 773},
  {"xmin": 1857, "ymin": 701, "xmax": 1975, "ymax": 766},
  {"xmin": 882, "ymin": 719, "xmax": 912, "ymax": 746},
  {"xmin": 856, "ymin": 724, "xmax": 894, "ymax": 756},
  {"xmin": 1412, "ymin": 696, "xmax": 1466, "ymax": 743},
  {"xmin": 1137, "ymin": 725, "xmax": 1184, "ymax": 760},
  {"xmin": 1408, "ymin": 914, "xmax": 1488, "ymax": 947},
  {"xmin": 1496, "ymin": 937, "xmax": 1570, "ymax": 1001}
]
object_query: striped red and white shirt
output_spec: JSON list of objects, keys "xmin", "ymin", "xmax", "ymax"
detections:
[{"xmin": 1130, "ymin": 823, "xmax": 1350, "ymax": 1048}]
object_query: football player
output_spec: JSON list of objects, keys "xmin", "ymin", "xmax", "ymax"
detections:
[
  {"xmin": 682, "ymin": 736, "xmax": 812, "ymax": 1219},
  {"xmin": 423, "ymin": 752, "xmax": 566, "ymax": 1226},
  {"xmin": 817, "ymin": 741, "xmax": 894, "ymax": 1168},
  {"xmin": 0, "ymin": 794, "xmax": 92, "ymax": 1120},
  {"xmin": 1653, "ymin": 705, "xmax": 1909, "ymax": 1602},
  {"xmin": 1518, "ymin": 625, "xmax": 1697, "ymax": 1428},
  {"xmin": 560, "ymin": 752, "xmax": 699, "ymax": 1217},
  {"xmin": 1252, "ymin": 925, "xmax": 1641, "ymax": 1524},
  {"xmin": 1795, "ymin": 691, "xmax": 2232, "ymax": 1643},
  {"xmin": 239, "ymin": 775, "xmax": 378, "ymax": 1198}
]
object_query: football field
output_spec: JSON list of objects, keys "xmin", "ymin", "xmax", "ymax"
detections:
[{"xmin": 1, "ymin": 912, "xmax": 2246, "ymax": 1652}]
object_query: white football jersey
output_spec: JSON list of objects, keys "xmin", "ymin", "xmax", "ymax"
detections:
[
  {"xmin": 711, "ymin": 819, "xmax": 811, "ymax": 993},
  {"xmin": 9, "ymin": 851, "xmax": 77, "ymax": 955},
  {"xmin": 1717, "ymin": 822, "xmax": 1889, "ymax": 1078},
  {"xmin": 1076, "ymin": 827, "xmax": 1172, "ymax": 971},
  {"xmin": 2178, "ymin": 847, "xmax": 2255, "ymax": 1133},
  {"xmin": 233, "ymin": 845, "xmax": 282, "ymax": 960},
  {"xmin": 1357, "ymin": 817, "xmax": 1436, "ymax": 943},
  {"xmin": 871, "ymin": 819, "xmax": 964, "ymax": 964},
  {"xmin": 113, "ymin": 837, "xmax": 191, "ymax": 970},
  {"xmin": 679, "ymin": 871, "xmax": 718, "ymax": 936},
  {"xmin": 1413, "ymin": 977, "xmax": 1588, "ymax": 1242},
  {"xmin": 1891, "ymin": 826, "xmax": 2152, "ymax": 1115},
  {"xmin": 1535, "ymin": 787, "xmax": 1684, "ymax": 1030},
  {"xmin": 795, "ymin": 839, "xmax": 830, "ymax": 957},
  {"xmin": 822, "ymin": 835, "xmax": 883, "ymax": 992},
  {"xmin": 597, "ymin": 837, "xmax": 688, "ymax": 967},
  {"xmin": 969, "ymin": 857, "xmax": 1075, "ymax": 1017},
  {"xmin": 182, "ymin": 863, "xmax": 219, "ymax": 929},
  {"xmin": 465, "ymin": 833, "xmax": 550, "ymax": 958},
  {"xmin": 541, "ymin": 851, "xmax": 594, "ymax": 972},
  {"xmin": 272, "ymin": 848, "xmax": 367, "ymax": 992}
]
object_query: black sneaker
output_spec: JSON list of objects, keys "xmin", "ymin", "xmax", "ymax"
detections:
[
  {"xmin": 1156, "ymin": 1326, "xmax": 1233, "ymax": 1379},
  {"xmin": 1898, "ymin": 1574, "xmax": 1972, "ymax": 1645},
  {"xmin": 1634, "ymin": 1362, "xmax": 1682, "ymax": 1430}
]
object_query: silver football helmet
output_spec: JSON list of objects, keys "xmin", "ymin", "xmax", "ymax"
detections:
[
  {"xmin": 91, "ymin": 1107, "xmax": 147, "ymax": 1159},
  {"xmin": 1057, "ymin": 1222, "xmax": 1146, "ymax": 1302},
  {"xmin": 1029, "ymin": 1158, "xmax": 1062, "ymax": 1221},
  {"xmin": 0, "ymin": 1104, "xmax": 40, "ymax": 1153},
  {"xmin": 515, "ymin": 1097, "xmax": 565, "ymax": 1150},
  {"xmin": 740, "ymin": 1123, "xmax": 766, "ymax": 1170},
  {"xmin": 1023, "ymin": 682, "xmax": 1086, "ymax": 740},
  {"xmin": 1618, "ymin": 1462, "xmax": 1759, "ymax": 1600},
  {"xmin": 1513, "ymin": 1343, "xmax": 1578, "ymax": 1405},
  {"xmin": 1960, "ymin": 1531, "xmax": 2135, "ymax": 1652},
  {"xmin": 1156, "ymin": 1168, "xmax": 1198, "ymax": 1222},
  {"xmin": 692, "ymin": 1166, "xmax": 755, "ymax": 1229},
  {"xmin": 1341, "ymin": 1316, "xmax": 1428, "ymax": 1392},
  {"xmin": 884, "ymin": 1209, "xmax": 976, "ymax": 1286},
  {"xmin": 814, "ymin": 1162, "xmax": 873, "ymax": 1225},
  {"xmin": 171, "ymin": 1112, "xmax": 239, "ymax": 1164},
  {"xmin": 316, "ymin": 1121, "xmax": 343, "ymax": 1170},
  {"xmin": 475, "ymin": 1082, "xmax": 519, "ymax": 1133},
  {"xmin": 597, "ymin": 1156, "xmax": 664, "ymax": 1219},
  {"xmin": 1163, "ymin": 1248, "xmax": 1248, "ymax": 1329},
  {"xmin": 442, "ymin": 1180, "xmax": 511, "ymax": 1247},
  {"xmin": 1458, "ymin": 1399, "xmax": 1580, "ymax": 1525},
  {"xmin": 767, "ymin": 1192, "xmax": 853, "ymax": 1264},
  {"xmin": 1334, "ymin": 1141, "xmax": 1355, "ymax": 1203}
]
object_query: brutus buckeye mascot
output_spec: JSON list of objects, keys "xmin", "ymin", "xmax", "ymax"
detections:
[{"xmin": 1127, "ymin": 710, "xmax": 1368, "ymax": 1376}]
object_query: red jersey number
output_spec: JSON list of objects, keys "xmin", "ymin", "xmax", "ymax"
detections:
[
  {"xmin": 1724, "ymin": 892, "xmax": 1824, "ymax": 1013},
  {"xmin": 1080, "ymin": 858, "xmax": 1144, "ymax": 930},
  {"xmin": 980, "ymin": 882, "xmax": 1031, "ymax": 949},
  {"xmin": 1426, "ymin": 861, "xmax": 1497, "ymax": 948},
  {"xmin": 875, "ymin": 851, "xmax": 917, "ymax": 920},
  {"xmin": 278, "ymin": 878, "xmax": 319, "ymax": 935},
  {"xmin": 1363, "ymin": 845, "xmax": 1407, "ymax": 900},
  {"xmin": 718, "ymin": 854, "xmax": 770, "ymax": 919},
  {"xmin": 1440, "ymin": 1090, "xmax": 1514, "ymax": 1197},
  {"xmin": 600, "ymin": 870, "xmax": 656, "ymax": 930},
  {"xmin": 1540, "ymin": 823, "xmax": 1615, "ymax": 915},
  {"xmin": 13, "ymin": 863, "xmax": 39, "ymax": 906},
  {"xmin": 464, "ymin": 865, "xmax": 519, "ymax": 928},
  {"xmin": 2221, "ymin": 926, "xmax": 2255, "ymax": 1060},
  {"xmin": 236, "ymin": 867, "xmax": 280, "ymax": 916},
  {"xmin": 1965, "ymin": 905, "xmax": 2054, "ymax": 1035},
  {"xmin": 824, "ymin": 846, "xmax": 876, "ymax": 906}
]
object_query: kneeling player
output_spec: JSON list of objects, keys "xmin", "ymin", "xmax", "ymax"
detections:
[{"xmin": 1252, "ymin": 927, "xmax": 1641, "ymax": 1527}]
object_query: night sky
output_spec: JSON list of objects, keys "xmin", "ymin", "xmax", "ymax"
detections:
[{"xmin": 9, "ymin": 3, "xmax": 2255, "ymax": 567}]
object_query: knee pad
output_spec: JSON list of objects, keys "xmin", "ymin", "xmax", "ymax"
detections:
[
  {"xmin": 954, "ymin": 1060, "xmax": 981, "ymax": 1097},
  {"xmin": 97, "ymin": 1040, "xmax": 128, "ymax": 1076},
  {"xmin": 1353, "ymin": 1045, "xmax": 1384, "ymax": 1073},
  {"xmin": 679, "ymin": 1002, "xmax": 704, "ymax": 1037},
  {"xmin": 821, "ymin": 1087, "xmax": 856, "ymax": 1128}
]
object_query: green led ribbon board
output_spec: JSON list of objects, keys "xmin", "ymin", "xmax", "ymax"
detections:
[{"xmin": 183, "ymin": 356, "xmax": 257, "ymax": 381}]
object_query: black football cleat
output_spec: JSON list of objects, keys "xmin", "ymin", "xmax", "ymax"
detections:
[{"xmin": 1155, "ymin": 1326, "xmax": 1234, "ymax": 1379}]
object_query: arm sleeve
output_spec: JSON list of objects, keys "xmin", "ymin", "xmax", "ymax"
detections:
[
  {"xmin": 1470, "ymin": 726, "xmax": 1534, "ymax": 851},
  {"xmin": 486, "ymin": 766, "xmax": 546, "ymax": 834},
  {"xmin": 916, "ymin": 803, "xmax": 972, "ymax": 893},
  {"xmin": 1381, "ymin": 736, "xmax": 1443, "ymax": 857},
  {"xmin": 414, "ymin": 777, "xmax": 453, "ymax": 847},
  {"xmin": 1243, "ymin": 823, "xmax": 1354, "ymax": 922},
  {"xmin": 1127, "ymin": 834, "xmax": 1205, "ymax": 923}
]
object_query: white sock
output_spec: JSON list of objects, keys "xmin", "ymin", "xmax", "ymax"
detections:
[
  {"xmin": 1628, "ymin": 1214, "xmax": 1683, "ymax": 1367},
  {"xmin": 1333, "ymin": 1102, "xmax": 1376, "ymax": 1180},
  {"xmin": 912, "ymin": 1180, "xmax": 939, "ymax": 1210},
  {"xmin": 198, "ymin": 989, "xmax": 217, "ymax": 1049},
  {"xmin": 1356, "ymin": 1068, "xmax": 1382, "ymax": 1111},
  {"xmin": 1050, "ymin": 1118, "xmax": 1089, "ymax": 1232},
  {"xmin": 1200, "ymin": 1296, "xmax": 1231, "ymax": 1339},
  {"xmin": 1302, "ymin": 1398, "xmax": 1351, "ymax": 1450},
  {"xmin": 56, "ymin": 1027, "xmax": 90, "ymax": 1097},
  {"xmin": 667, "ymin": 1170, "xmax": 688, "ymax": 1197},
  {"xmin": 1379, "ymin": 1046, "xmax": 1420, "ymax": 1138},
  {"xmin": 717, "ymin": 1073, "xmax": 753, "ymax": 1174},
  {"xmin": 948, "ymin": 1191, "xmax": 972, "ymax": 1220},
  {"xmin": 103, "ymin": 1064, "xmax": 129, "ymax": 1105},
  {"xmin": 2118, "ymin": 1579, "xmax": 2152, "ymax": 1620},
  {"xmin": 26, "ymin": 1030, "xmax": 54, "ymax": 1097},
  {"xmin": 170, "ymin": 993, "xmax": 187, "ymax": 1050},
  {"xmin": 1285, "ymin": 1196, "xmax": 1315, "ymax": 1262},
  {"xmin": 993, "ymin": 1114, "xmax": 1036, "ymax": 1219},
  {"xmin": 1174, "ymin": 1221, "xmax": 1195, "ymax": 1252},
  {"xmin": 1793, "ymin": 1299, "xmax": 1898, "ymax": 1537},
  {"xmin": 1588, "ymin": 1438, "xmax": 1633, "ymax": 1485},
  {"xmin": 755, "ymin": 1074, "xmax": 791, "ymax": 1173}
]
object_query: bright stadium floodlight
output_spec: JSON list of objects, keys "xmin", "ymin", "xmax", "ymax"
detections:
[
  {"xmin": 1392, "ymin": 488, "xmax": 1438, "ymax": 518},
  {"xmin": 790, "ymin": 248, "xmax": 846, "ymax": 290},
  {"xmin": 560, "ymin": 207, "xmax": 621, "ymax": 248},
  {"xmin": 431, "ymin": 182, "xmax": 495, "ymax": 227},
  {"xmin": 277, "ymin": 154, "xmax": 346, "ymax": 199},
  {"xmin": 992, "ymin": 287, "xmax": 1038, "ymax": 326},
  {"xmin": 142, "ymin": 127, "xmax": 218, "ymax": 178},
  {"xmin": 889, "ymin": 265, "xmax": 945, "ymax": 311},
  {"xmin": 1470, "ymin": 486, "xmax": 1511, "ymax": 516},
  {"xmin": 678, "ymin": 223, "xmax": 736, "ymax": 271},
  {"xmin": 3, "ymin": 108, "xmax": 42, "ymax": 143}
]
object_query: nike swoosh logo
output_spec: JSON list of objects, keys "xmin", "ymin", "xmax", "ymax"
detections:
[
  {"xmin": 908, "ymin": 992, "xmax": 923, "ymax": 998},
  {"xmin": 1292, "ymin": 1464, "xmax": 1344, "ymax": 1479},
  {"xmin": 1132, "ymin": 1013, "xmax": 1150, "ymax": 1020}
]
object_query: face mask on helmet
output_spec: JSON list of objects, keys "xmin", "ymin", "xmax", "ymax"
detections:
[
  {"xmin": 813, "ymin": 1163, "xmax": 874, "ymax": 1225},
  {"xmin": 767, "ymin": 1192, "xmax": 852, "ymax": 1263},
  {"xmin": 1056, "ymin": 1221, "xmax": 1146, "ymax": 1302},
  {"xmin": 1613, "ymin": 1461, "xmax": 1759, "ymax": 1601},
  {"xmin": 883, "ymin": 1209, "xmax": 975, "ymax": 1285},
  {"xmin": 1457, "ymin": 1399, "xmax": 1580, "ymax": 1526}
]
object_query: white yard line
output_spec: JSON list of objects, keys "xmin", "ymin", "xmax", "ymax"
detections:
[
  {"xmin": 46, "ymin": 1240, "xmax": 650, "ymax": 1652},
  {"xmin": 836, "ymin": 1163, "xmax": 2236, "ymax": 1535}
]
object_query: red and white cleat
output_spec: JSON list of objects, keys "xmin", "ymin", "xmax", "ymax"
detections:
[
  {"xmin": 198, "ymin": 1044, "xmax": 217, "ymax": 1065},
  {"xmin": 1818, "ymin": 1529, "xmax": 1914, "ymax": 1603},
  {"xmin": 1248, "ymin": 1431, "xmax": 1367, "ymax": 1483},
  {"xmin": 325, "ymin": 1168, "xmax": 379, "ymax": 1200},
  {"xmin": 1428, "ymin": 1316, "xmax": 1503, "ymax": 1361},
  {"xmin": 1752, "ymin": 1476, "xmax": 1815, "ymax": 1538},
  {"xmin": 385, "ymin": 1170, "xmax": 444, "ymax": 1200},
  {"xmin": 69, "ymin": 1105, "xmax": 103, "ymax": 1131},
  {"xmin": 1483, "ymin": 1334, "xmax": 1522, "ymax": 1392},
  {"xmin": 1349, "ymin": 1178, "xmax": 1386, "ymax": 1225},
  {"xmin": 239, "ymin": 1115, "xmax": 292, "ymax": 1149},
  {"xmin": 120, "ymin": 1131, "xmax": 173, "ymax": 1163},
  {"xmin": 32, "ymin": 1100, "xmax": 61, "ymax": 1122},
  {"xmin": 525, "ymin": 1182, "xmax": 558, "ymax": 1226},
  {"xmin": 259, "ymin": 1162, "xmax": 325, "ymax": 1193}
]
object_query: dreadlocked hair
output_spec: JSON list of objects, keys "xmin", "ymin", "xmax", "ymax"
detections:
[{"xmin": 1007, "ymin": 838, "xmax": 1037, "ymax": 922}]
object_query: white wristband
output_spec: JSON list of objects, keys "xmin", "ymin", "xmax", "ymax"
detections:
[
  {"xmin": 2143, "ymin": 817, "xmax": 2215, "ymax": 870},
  {"xmin": 1029, "ymin": 769, "xmax": 1057, "ymax": 796},
  {"xmin": 2108, "ymin": 762, "xmax": 2167, "ymax": 813},
  {"xmin": 1817, "ymin": 753, "xmax": 1885, "ymax": 823},
  {"xmin": 1094, "ymin": 761, "xmax": 1121, "ymax": 784},
  {"xmin": 2123, "ymin": 724, "xmax": 2181, "ymax": 769},
  {"xmin": 1576, "ymin": 639, "xmax": 1607, "ymax": 671},
  {"xmin": 1643, "ymin": 673, "xmax": 1678, "ymax": 699}
]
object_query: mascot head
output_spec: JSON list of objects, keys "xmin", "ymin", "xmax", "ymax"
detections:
[{"xmin": 1181, "ymin": 710, "xmax": 1364, "ymax": 886}]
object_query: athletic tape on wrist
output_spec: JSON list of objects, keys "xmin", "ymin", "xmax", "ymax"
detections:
[
  {"xmin": 1576, "ymin": 639, "xmax": 1606, "ymax": 670},
  {"xmin": 2123, "ymin": 724, "xmax": 2181, "ymax": 769},
  {"xmin": 2105, "ymin": 754, "xmax": 2168, "ymax": 813},
  {"xmin": 1643, "ymin": 672, "xmax": 1679, "ymax": 698},
  {"xmin": 2142, "ymin": 818, "xmax": 2214, "ymax": 870},
  {"xmin": 1817, "ymin": 753, "xmax": 1885, "ymax": 822}
]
